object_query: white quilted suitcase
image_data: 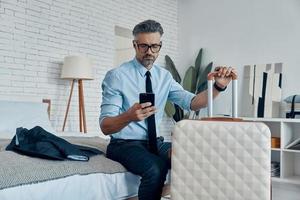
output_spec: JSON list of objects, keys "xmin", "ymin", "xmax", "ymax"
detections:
[{"xmin": 171, "ymin": 74, "xmax": 271, "ymax": 200}]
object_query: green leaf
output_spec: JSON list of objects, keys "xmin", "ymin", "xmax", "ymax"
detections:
[
  {"xmin": 164, "ymin": 101, "xmax": 176, "ymax": 117},
  {"xmin": 197, "ymin": 82, "xmax": 208, "ymax": 93},
  {"xmin": 183, "ymin": 66, "xmax": 196, "ymax": 93},
  {"xmin": 195, "ymin": 48, "xmax": 203, "ymax": 79},
  {"xmin": 196, "ymin": 62, "xmax": 213, "ymax": 94},
  {"xmin": 184, "ymin": 111, "xmax": 191, "ymax": 119},
  {"xmin": 165, "ymin": 55, "xmax": 181, "ymax": 83}
]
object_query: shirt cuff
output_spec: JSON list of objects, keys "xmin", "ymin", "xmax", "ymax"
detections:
[
  {"xmin": 99, "ymin": 105, "xmax": 121, "ymax": 127},
  {"xmin": 184, "ymin": 93, "xmax": 196, "ymax": 112}
]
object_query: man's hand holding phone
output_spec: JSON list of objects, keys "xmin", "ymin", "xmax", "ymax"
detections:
[{"xmin": 126, "ymin": 93, "xmax": 156, "ymax": 121}]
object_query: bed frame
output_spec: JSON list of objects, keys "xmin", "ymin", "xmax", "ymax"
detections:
[{"xmin": 42, "ymin": 99, "xmax": 51, "ymax": 119}]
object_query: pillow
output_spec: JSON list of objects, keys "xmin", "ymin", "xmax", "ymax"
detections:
[
  {"xmin": 284, "ymin": 95, "xmax": 300, "ymax": 103},
  {"xmin": 0, "ymin": 101, "xmax": 56, "ymax": 138}
]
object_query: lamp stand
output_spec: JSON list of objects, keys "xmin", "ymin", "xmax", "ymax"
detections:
[{"xmin": 62, "ymin": 79, "xmax": 87, "ymax": 133}]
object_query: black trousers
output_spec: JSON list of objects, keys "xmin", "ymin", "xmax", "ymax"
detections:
[{"xmin": 106, "ymin": 137, "xmax": 171, "ymax": 200}]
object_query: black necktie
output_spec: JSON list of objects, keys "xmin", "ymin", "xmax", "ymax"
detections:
[{"xmin": 145, "ymin": 71, "xmax": 158, "ymax": 154}]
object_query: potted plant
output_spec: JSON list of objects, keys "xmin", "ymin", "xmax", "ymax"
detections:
[{"xmin": 165, "ymin": 48, "xmax": 213, "ymax": 121}]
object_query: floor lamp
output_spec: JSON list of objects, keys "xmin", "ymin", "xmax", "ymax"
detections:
[{"xmin": 61, "ymin": 56, "xmax": 93, "ymax": 133}]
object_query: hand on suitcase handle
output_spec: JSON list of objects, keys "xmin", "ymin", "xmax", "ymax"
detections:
[
  {"xmin": 207, "ymin": 70, "xmax": 238, "ymax": 81},
  {"xmin": 207, "ymin": 69, "xmax": 238, "ymax": 118}
]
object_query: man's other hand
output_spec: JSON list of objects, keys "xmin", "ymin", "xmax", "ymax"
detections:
[{"xmin": 214, "ymin": 66, "xmax": 238, "ymax": 88}]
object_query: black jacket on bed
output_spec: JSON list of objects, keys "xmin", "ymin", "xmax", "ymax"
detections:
[{"xmin": 6, "ymin": 126, "xmax": 103, "ymax": 161}]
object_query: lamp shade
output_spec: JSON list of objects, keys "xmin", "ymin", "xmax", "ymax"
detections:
[{"xmin": 61, "ymin": 56, "xmax": 93, "ymax": 80}]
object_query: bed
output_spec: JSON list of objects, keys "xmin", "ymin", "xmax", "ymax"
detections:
[{"xmin": 0, "ymin": 100, "xmax": 140, "ymax": 200}]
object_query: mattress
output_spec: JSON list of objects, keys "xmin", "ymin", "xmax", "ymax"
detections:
[
  {"xmin": 0, "ymin": 172, "xmax": 139, "ymax": 200},
  {"xmin": 171, "ymin": 120, "xmax": 271, "ymax": 200},
  {"xmin": 0, "ymin": 135, "xmax": 140, "ymax": 200}
]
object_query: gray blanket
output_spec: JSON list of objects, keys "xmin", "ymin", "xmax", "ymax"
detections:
[{"xmin": 0, "ymin": 137, "xmax": 127, "ymax": 190}]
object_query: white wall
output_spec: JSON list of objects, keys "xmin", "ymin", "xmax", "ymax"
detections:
[
  {"xmin": 0, "ymin": 0, "xmax": 178, "ymax": 136},
  {"xmin": 178, "ymin": 0, "xmax": 300, "ymax": 116},
  {"xmin": 114, "ymin": 35, "xmax": 135, "ymax": 67}
]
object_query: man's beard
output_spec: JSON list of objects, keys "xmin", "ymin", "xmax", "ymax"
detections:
[{"xmin": 141, "ymin": 55, "xmax": 156, "ymax": 68}]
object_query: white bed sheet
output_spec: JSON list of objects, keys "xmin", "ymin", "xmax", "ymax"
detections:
[
  {"xmin": 0, "ymin": 172, "xmax": 140, "ymax": 200},
  {"xmin": 0, "ymin": 131, "xmax": 171, "ymax": 200}
]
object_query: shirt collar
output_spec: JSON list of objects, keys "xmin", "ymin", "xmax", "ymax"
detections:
[{"xmin": 133, "ymin": 57, "xmax": 156, "ymax": 77}]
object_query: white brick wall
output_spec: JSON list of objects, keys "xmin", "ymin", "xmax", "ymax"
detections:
[{"xmin": 0, "ymin": 0, "xmax": 178, "ymax": 138}]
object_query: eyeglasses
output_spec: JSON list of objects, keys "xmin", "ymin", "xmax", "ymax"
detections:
[{"xmin": 134, "ymin": 41, "xmax": 162, "ymax": 53}]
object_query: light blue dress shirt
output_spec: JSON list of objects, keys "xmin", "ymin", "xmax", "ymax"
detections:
[{"xmin": 99, "ymin": 58, "xmax": 196, "ymax": 140}]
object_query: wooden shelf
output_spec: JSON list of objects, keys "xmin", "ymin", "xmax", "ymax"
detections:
[
  {"xmin": 272, "ymin": 176, "xmax": 300, "ymax": 185},
  {"xmin": 271, "ymin": 148, "xmax": 281, "ymax": 151},
  {"xmin": 245, "ymin": 118, "xmax": 300, "ymax": 188},
  {"xmin": 242, "ymin": 117, "xmax": 300, "ymax": 123},
  {"xmin": 282, "ymin": 149, "xmax": 300, "ymax": 153},
  {"xmin": 271, "ymin": 177, "xmax": 281, "ymax": 182}
]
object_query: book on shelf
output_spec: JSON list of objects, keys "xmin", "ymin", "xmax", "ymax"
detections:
[{"xmin": 286, "ymin": 138, "xmax": 300, "ymax": 150}]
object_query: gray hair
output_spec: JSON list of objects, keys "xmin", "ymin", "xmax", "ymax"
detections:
[{"xmin": 132, "ymin": 20, "xmax": 164, "ymax": 37}]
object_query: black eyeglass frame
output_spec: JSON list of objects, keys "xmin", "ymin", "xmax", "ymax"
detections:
[{"xmin": 133, "ymin": 41, "xmax": 162, "ymax": 53}]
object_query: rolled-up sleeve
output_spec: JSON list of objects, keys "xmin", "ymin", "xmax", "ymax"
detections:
[
  {"xmin": 99, "ymin": 70, "xmax": 123, "ymax": 126},
  {"xmin": 168, "ymin": 78, "xmax": 196, "ymax": 111}
]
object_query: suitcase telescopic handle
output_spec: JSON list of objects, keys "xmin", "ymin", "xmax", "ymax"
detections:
[{"xmin": 207, "ymin": 71, "xmax": 238, "ymax": 118}]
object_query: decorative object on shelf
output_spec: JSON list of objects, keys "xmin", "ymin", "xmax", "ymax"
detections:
[
  {"xmin": 164, "ymin": 48, "xmax": 213, "ymax": 121},
  {"xmin": 283, "ymin": 95, "xmax": 300, "ymax": 118},
  {"xmin": 271, "ymin": 137, "xmax": 280, "ymax": 148},
  {"xmin": 286, "ymin": 137, "xmax": 300, "ymax": 150},
  {"xmin": 61, "ymin": 55, "xmax": 93, "ymax": 133},
  {"xmin": 271, "ymin": 161, "xmax": 280, "ymax": 177},
  {"xmin": 241, "ymin": 63, "xmax": 282, "ymax": 118}
]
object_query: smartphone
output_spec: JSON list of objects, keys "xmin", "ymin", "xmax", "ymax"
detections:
[{"xmin": 139, "ymin": 93, "xmax": 155, "ymax": 107}]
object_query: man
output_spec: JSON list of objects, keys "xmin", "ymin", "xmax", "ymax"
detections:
[{"xmin": 100, "ymin": 19, "xmax": 237, "ymax": 200}]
